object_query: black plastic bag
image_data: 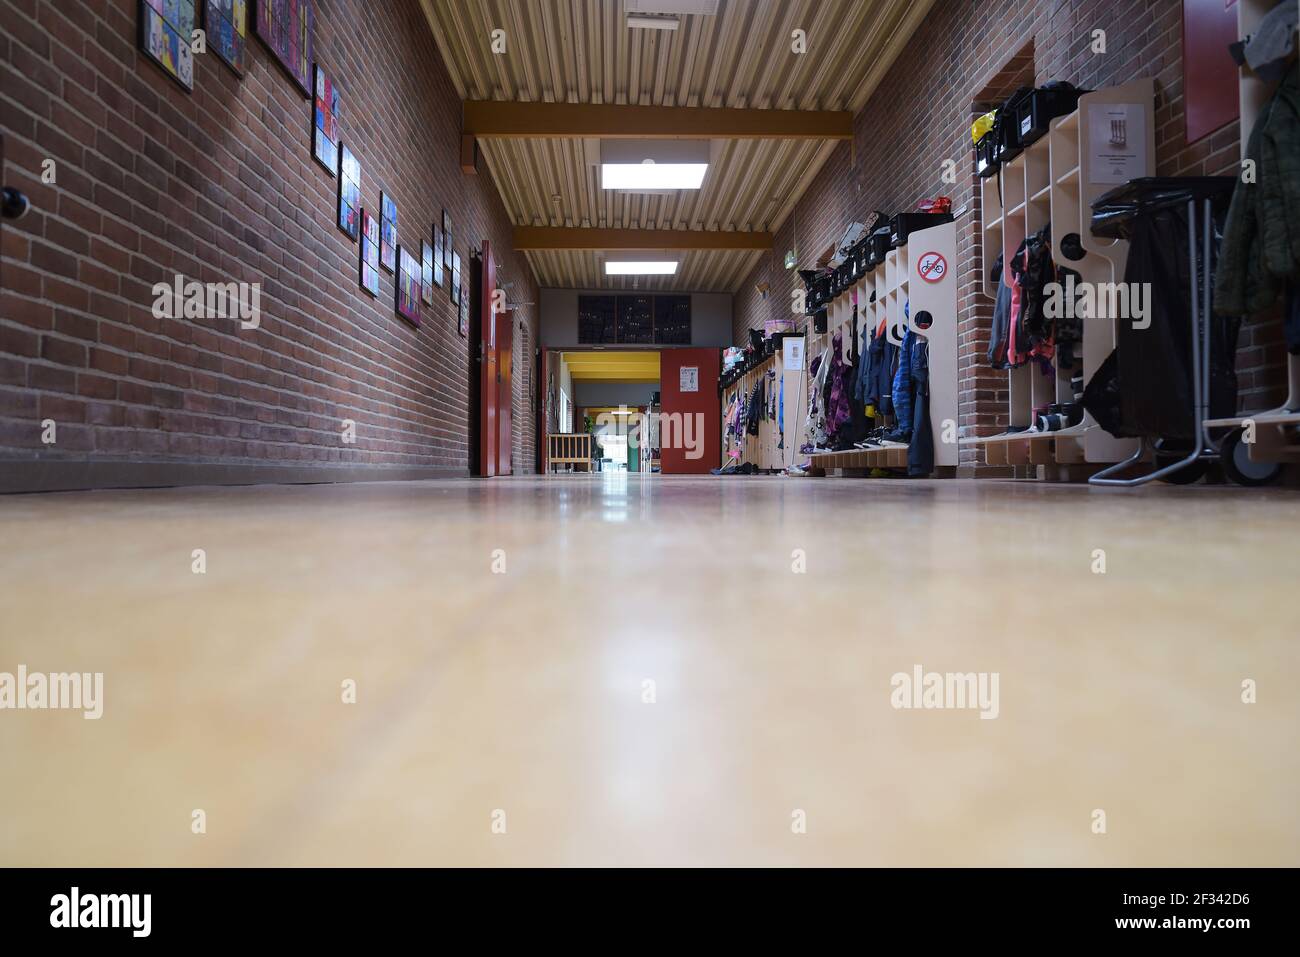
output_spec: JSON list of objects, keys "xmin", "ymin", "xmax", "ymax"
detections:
[{"xmin": 1087, "ymin": 178, "xmax": 1239, "ymax": 441}]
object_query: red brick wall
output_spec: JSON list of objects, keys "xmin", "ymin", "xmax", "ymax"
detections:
[
  {"xmin": 734, "ymin": 0, "xmax": 1281, "ymax": 470},
  {"xmin": 0, "ymin": 0, "xmax": 538, "ymax": 482}
]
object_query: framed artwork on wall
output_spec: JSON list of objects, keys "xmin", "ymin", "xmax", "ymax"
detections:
[
  {"xmin": 421, "ymin": 240, "xmax": 435, "ymax": 306},
  {"xmin": 253, "ymin": 0, "xmax": 313, "ymax": 97},
  {"xmin": 379, "ymin": 192, "xmax": 397, "ymax": 273},
  {"xmin": 139, "ymin": 0, "xmax": 196, "ymax": 93},
  {"xmin": 337, "ymin": 145, "xmax": 360, "ymax": 240},
  {"xmin": 396, "ymin": 245, "xmax": 422, "ymax": 327},
  {"xmin": 451, "ymin": 252, "xmax": 461, "ymax": 306},
  {"xmin": 431, "ymin": 225, "xmax": 444, "ymax": 288},
  {"xmin": 359, "ymin": 208, "xmax": 380, "ymax": 297},
  {"xmin": 206, "ymin": 0, "xmax": 248, "ymax": 76},
  {"xmin": 442, "ymin": 210, "xmax": 453, "ymax": 269},
  {"xmin": 312, "ymin": 64, "xmax": 339, "ymax": 176}
]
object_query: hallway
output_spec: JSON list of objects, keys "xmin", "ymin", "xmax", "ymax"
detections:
[{"xmin": 1, "ymin": 476, "xmax": 1295, "ymax": 866}]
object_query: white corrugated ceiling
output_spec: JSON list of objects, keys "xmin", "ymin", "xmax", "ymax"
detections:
[{"xmin": 422, "ymin": 0, "xmax": 933, "ymax": 291}]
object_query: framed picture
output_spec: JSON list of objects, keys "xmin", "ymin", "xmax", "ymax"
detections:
[
  {"xmin": 420, "ymin": 240, "xmax": 435, "ymax": 306},
  {"xmin": 359, "ymin": 208, "xmax": 380, "ymax": 297},
  {"xmin": 139, "ymin": 0, "xmax": 196, "ymax": 93},
  {"xmin": 431, "ymin": 225, "xmax": 444, "ymax": 288},
  {"xmin": 312, "ymin": 64, "xmax": 339, "ymax": 176},
  {"xmin": 442, "ymin": 210, "xmax": 453, "ymax": 269},
  {"xmin": 458, "ymin": 275, "xmax": 469, "ymax": 337},
  {"xmin": 206, "ymin": 0, "xmax": 248, "ymax": 76},
  {"xmin": 253, "ymin": 0, "xmax": 313, "ymax": 97},
  {"xmin": 337, "ymin": 144, "xmax": 359, "ymax": 240},
  {"xmin": 379, "ymin": 192, "xmax": 397, "ymax": 273},
  {"xmin": 396, "ymin": 245, "xmax": 422, "ymax": 327},
  {"xmin": 451, "ymin": 251, "xmax": 461, "ymax": 306}
]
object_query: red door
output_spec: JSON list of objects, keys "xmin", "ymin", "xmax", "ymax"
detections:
[
  {"xmin": 496, "ymin": 309, "xmax": 514, "ymax": 475},
  {"xmin": 479, "ymin": 241, "xmax": 498, "ymax": 476},
  {"xmin": 658, "ymin": 349, "xmax": 720, "ymax": 474}
]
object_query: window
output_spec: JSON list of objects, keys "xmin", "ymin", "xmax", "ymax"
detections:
[
  {"xmin": 577, "ymin": 294, "xmax": 692, "ymax": 344},
  {"xmin": 617, "ymin": 295, "xmax": 653, "ymax": 344},
  {"xmin": 653, "ymin": 295, "xmax": 691, "ymax": 344},
  {"xmin": 578, "ymin": 296, "xmax": 617, "ymax": 343}
]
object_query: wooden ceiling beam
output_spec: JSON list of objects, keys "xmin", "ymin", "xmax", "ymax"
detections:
[
  {"xmin": 464, "ymin": 101, "xmax": 854, "ymax": 140},
  {"xmin": 514, "ymin": 227, "xmax": 772, "ymax": 251}
]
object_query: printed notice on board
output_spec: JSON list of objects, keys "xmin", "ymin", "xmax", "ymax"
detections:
[
  {"xmin": 679, "ymin": 366, "xmax": 699, "ymax": 393},
  {"xmin": 783, "ymin": 337, "xmax": 804, "ymax": 372},
  {"xmin": 1088, "ymin": 103, "xmax": 1147, "ymax": 184}
]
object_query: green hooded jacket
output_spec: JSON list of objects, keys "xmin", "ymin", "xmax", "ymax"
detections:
[{"xmin": 1215, "ymin": 62, "xmax": 1300, "ymax": 317}]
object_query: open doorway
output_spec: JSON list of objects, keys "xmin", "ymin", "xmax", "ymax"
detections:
[
  {"xmin": 541, "ymin": 348, "xmax": 721, "ymax": 474},
  {"xmin": 543, "ymin": 350, "xmax": 660, "ymax": 473}
]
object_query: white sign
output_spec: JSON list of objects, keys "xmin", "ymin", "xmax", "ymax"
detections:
[
  {"xmin": 783, "ymin": 337, "xmax": 805, "ymax": 372},
  {"xmin": 679, "ymin": 366, "xmax": 699, "ymax": 393},
  {"xmin": 1088, "ymin": 103, "xmax": 1147, "ymax": 185}
]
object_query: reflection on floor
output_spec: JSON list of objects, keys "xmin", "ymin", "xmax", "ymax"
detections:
[{"xmin": 0, "ymin": 474, "xmax": 1297, "ymax": 866}]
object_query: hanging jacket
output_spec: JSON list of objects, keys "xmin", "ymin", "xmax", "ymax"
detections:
[
  {"xmin": 865, "ymin": 317, "xmax": 897, "ymax": 414},
  {"xmin": 891, "ymin": 327, "xmax": 915, "ymax": 436},
  {"xmin": 1008, "ymin": 226, "xmax": 1058, "ymax": 365},
  {"xmin": 1216, "ymin": 62, "xmax": 1300, "ymax": 318},
  {"xmin": 745, "ymin": 376, "xmax": 764, "ymax": 435},
  {"xmin": 907, "ymin": 338, "xmax": 934, "ymax": 477},
  {"xmin": 824, "ymin": 331, "xmax": 853, "ymax": 441},
  {"xmin": 854, "ymin": 320, "xmax": 873, "ymax": 402},
  {"xmin": 805, "ymin": 349, "xmax": 830, "ymax": 447},
  {"xmin": 988, "ymin": 253, "xmax": 1012, "ymax": 369}
]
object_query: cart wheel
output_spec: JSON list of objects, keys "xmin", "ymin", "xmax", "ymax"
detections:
[
  {"xmin": 1221, "ymin": 428, "xmax": 1282, "ymax": 487},
  {"xmin": 1152, "ymin": 439, "xmax": 1208, "ymax": 485},
  {"xmin": 1154, "ymin": 458, "xmax": 1208, "ymax": 485}
]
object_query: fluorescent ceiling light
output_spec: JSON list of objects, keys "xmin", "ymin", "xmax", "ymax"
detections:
[
  {"xmin": 601, "ymin": 161, "xmax": 707, "ymax": 190},
  {"xmin": 627, "ymin": 14, "xmax": 679, "ymax": 30},
  {"xmin": 605, "ymin": 261, "xmax": 679, "ymax": 275},
  {"xmin": 600, "ymin": 140, "xmax": 710, "ymax": 192}
]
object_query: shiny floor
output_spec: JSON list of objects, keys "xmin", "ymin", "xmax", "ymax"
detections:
[{"xmin": 0, "ymin": 474, "xmax": 1297, "ymax": 867}]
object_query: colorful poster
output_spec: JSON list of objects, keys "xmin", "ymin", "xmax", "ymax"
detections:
[
  {"xmin": 421, "ymin": 240, "xmax": 435, "ymax": 306},
  {"xmin": 431, "ymin": 225, "xmax": 444, "ymax": 288},
  {"xmin": 359, "ymin": 208, "xmax": 380, "ymax": 297},
  {"xmin": 140, "ymin": 0, "xmax": 195, "ymax": 92},
  {"xmin": 312, "ymin": 64, "xmax": 339, "ymax": 175},
  {"xmin": 254, "ymin": 0, "xmax": 313, "ymax": 96},
  {"xmin": 337, "ymin": 145, "xmax": 360, "ymax": 240},
  {"xmin": 206, "ymin": 0, "xmax": 248, "ymax": 75},
  {"xmin": 396, "ymin": 245, "xmax": 422, "ymax": 327},
  {"xmin": 379, "ymin": 192, "xmax": 397, "ymax": 273}
]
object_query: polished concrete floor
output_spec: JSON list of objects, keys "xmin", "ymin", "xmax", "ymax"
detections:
[{"xmin": 0, "ymin": 474, "xmax": 1297, "ymax": 867}]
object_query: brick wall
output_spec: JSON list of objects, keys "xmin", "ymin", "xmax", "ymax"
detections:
[
  {"xmin": 734, "ymin": 0, "xmax": 1283, "ymax": 471},
  {"xmin": 0, "ymin": 0, "xmax": 538, "ymax": 485}
]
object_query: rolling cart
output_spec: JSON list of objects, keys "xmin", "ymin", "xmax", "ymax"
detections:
[{"xmin": 1084, "ymin": 178, "xmax": 1269, "ymax": 487}]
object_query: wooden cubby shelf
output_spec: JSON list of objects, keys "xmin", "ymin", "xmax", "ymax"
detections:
[
  {"xmin": 966, "ymin": 77, "xmax": 1157, "ymax": 475},
  {"xmin": 803, "ymin": 220, "xmax": 959, "ymax": 477}
]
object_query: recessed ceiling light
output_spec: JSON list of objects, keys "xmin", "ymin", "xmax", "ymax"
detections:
[
  {"xmin": 605, "ymin": 261, "xmax": 679, "ymax": 276},
  {"xmin": 600, "ymin": 140, "xmax": 710, "ymax": 192},
  {"xmin": 601, "ymin": 161, "xmax": 707, "ymax": 190}
]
